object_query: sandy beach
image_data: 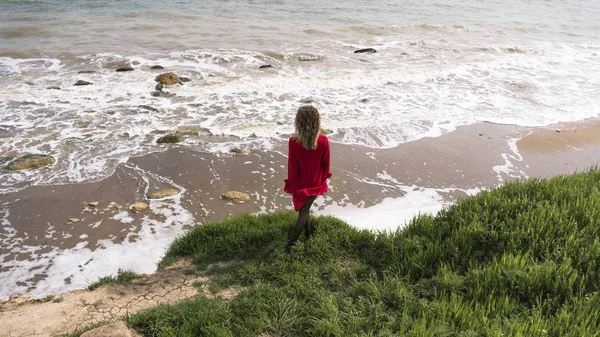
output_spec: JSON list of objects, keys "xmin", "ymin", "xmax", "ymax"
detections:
[
  {"xmin": 2, "ymin": 118, "xmax": 600, "ymax": 297},
  {"xmin": 2, "ymin": 118, "xmax": 600, "ymax": 335}
]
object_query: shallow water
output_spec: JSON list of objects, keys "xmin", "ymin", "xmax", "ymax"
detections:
[{"xmin": 1, "ymin": 0, "xmax": 599, "ymax": 189}]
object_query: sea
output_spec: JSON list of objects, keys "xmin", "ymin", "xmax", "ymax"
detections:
[{"xmin": 1, "ymin": 0, "xmax": 599, "ymax": 299}]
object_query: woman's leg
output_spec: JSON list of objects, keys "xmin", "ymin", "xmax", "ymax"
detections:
[{"xmin": 288, "ymin": 196, "xmax": 316, "ymax": 248}]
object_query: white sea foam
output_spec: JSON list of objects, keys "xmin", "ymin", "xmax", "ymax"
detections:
[
  {"xmin": 0, "ymin": 167, "xmax": 194, "ymax": 301},
  {"xmin": 492, "ymin": 138, "xmax": 527, "ymax": 182},
  {"xmin": 319, "ymin": 185, "xmax": 481, "ymax": 231},
  {"xmin": 1, "ymin": 35, "xmax": 599, "ymax": 189}
]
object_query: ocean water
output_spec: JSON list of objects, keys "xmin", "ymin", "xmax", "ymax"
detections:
[
  {"xmin": 0, "ymin": 0, "xmax": 600, "ymax": 299},
  {"xmin": 1, "ymin": 0, "xmax": 599, "ymax": 189}
]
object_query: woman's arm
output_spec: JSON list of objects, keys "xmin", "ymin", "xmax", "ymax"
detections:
[
  {"xmin": 322, "ymin": 136, "xmax": 332, "ymax": 179},
  {"xmin": 284, "ymin": 138, "xmax": 299, "ymax": 193}
]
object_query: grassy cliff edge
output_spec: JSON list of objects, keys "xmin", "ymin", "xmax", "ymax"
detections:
[{"xmin": 125, "ymin": 170, "xmax": 600, "ymax": 336}]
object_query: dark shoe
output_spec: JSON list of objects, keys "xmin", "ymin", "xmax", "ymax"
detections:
[{"xmin": 285, "ymin": 241, "xmax": 295, "ymax": 253}]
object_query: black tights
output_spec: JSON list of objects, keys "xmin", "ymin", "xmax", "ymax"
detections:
[{"xmin": 290, "ymin": 196, "xmax": 316, "ymax": 245}]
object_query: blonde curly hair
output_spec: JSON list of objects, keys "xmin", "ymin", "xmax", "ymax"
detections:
[{"xmin": 295, "ymin": 105, "xmax": 321, "ymax": 150}]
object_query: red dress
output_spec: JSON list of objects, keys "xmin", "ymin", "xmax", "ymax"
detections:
[{"xmin": 284, "ymin": 135, "xmax": 332, "ymax": 211}]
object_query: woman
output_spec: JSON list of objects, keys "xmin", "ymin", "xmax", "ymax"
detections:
[{"xmin": 284, "ymin": 105, "xmax": 332, "ymax": 250}]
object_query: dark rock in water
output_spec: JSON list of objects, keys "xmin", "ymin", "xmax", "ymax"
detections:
[
  {"xmin": 155, "ymin": 83, "xmax": 165, "ymax": 92},
  {"xmin": 354, "ymin": 48, "xmax": 377, "ymax": 54},
  {"xmin": 179, "ymin": 77, "xmax": 191, "ymax": 83},
  {"xmin": 156, "ymin": 133, "xmax": 184, "ymax": 144},
  {"xmin": 74, "ymin": 80, "xmax": 92, "ymax": 86},
  {"xmin": 25, "ymin": 81, "xmax": 34, "ymax": 86},
  {"xmin": 321, "ymin": 128, "xmax": 333, "ymax": 135},
  {"xmin": 276, "ymin": 121, "xmax": 284, "ymax": 125},
  {"xmin": 150, "ymin": 65, "xmax": 164, "ymax": 70},
  {"xmin": 359, "ymin": 98, "xmax": 368, "ymax": 103},
  {"xmin": 116, "ymin": 67, "xmax": 134, "ymax": 72},
  {"xmin": 6, "ymin": 154, "xmax": 56, "ymax": 170},
  {"xmin": 259, "ymin": 64, "xmax": 273, "ymax": 69},
  {"xmin": 47, "ymin": 86, "xmax": 61, "ymax": 90},
  {"xmin": 132, "ymin": 61, "xmax": 141, "ymax": 66},
  {"xmin": 139, "ymin": 105, "xmax": 159, "ymax": 113},
  {"xmin": 176, "ymin": 126, "xmax": 212, "ymax": 136},
  {"xmin": 78, "ymin": 70, "xmax": 95, "ymax": 74},
  {"xmin": 230, "ymin": 147, "xmax": 248, "ymax": 155},
  {"xmin": 155, "ymin": 72, "xmax": 182, "ymax": 85},
  {"xmin": 150, "ymin": 90, "xmax": 176, "ymax": 98}
]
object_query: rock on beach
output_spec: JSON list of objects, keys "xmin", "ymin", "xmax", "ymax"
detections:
[
  {"xmin": 74, "ymin": 80, "xmax": 93, "ymax": 86},
  {"xmin": 222, "ymin": 191, "xmax": 250, "ymax": 202},
  {"xmin": 155, "ymin": 73, "xmax": 182, "ymax": 86},
  {"xmin": 6, "ymin": 154, "xmax": 56, "ymax": 170},
  {"xmin": 130, "ymin": 203, "xmax": 148, "ymax": 212},
  {"xmin": 156, "ymin": 133, "xmax": 184, "ymax": 144},
  {"xmin": 147, "ymin": 189, "xmax": 180, "ymax": 199},
  {"xmin": 354, "ymin": 48, "xmax": 377, "ymax": 54},
  {"xmin": 116, "ymin": 67, "xmax": 134, "ymax": 72}
]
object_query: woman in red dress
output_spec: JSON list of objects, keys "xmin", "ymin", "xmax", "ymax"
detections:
[{"xmin": 284, "ymin": 105, "xmax": 332, "ymax": 250}]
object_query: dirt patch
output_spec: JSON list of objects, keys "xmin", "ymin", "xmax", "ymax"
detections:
[{"xmin": 0, "ymin": 259, "xmax": 238, "ymax": 337}]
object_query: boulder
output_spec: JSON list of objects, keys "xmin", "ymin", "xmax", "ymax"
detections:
[
  {"xmin": 116, "ymin": 67, "xmax": 134, "ymax": 72},
  {"xmin": 156, "ymin": 133, "xmax": 184, "ymax": 144},
  {"xmin": 321, "ymin": 128, "xmax": 333, "ymax": 135},
  {"xmin": 47, "ymin": 86, "xmax": 61, "ymax": 90},
  {"xmin": 74, "ymin": 80, "xmax": 92, "ymax": 86},
  {"xmin": 150, "ymin": 65, "xmax": 164, "ymax": 70},
  {"xmin": 80, "ymin": 321, "xmax": 134, "ymax": 337},
  {"xmin": 138, "ymin": 105, "xmax": 159, "ymax": 113},
  {"xmin": 6, "ymin": 154, "xmax": 55, "ymax": 170},
  {"xmin": 151, "ymin": 91, "xmax": 175, "ymax": 98},
  {"xmin": 230, "ymin": 148, "xmax": 248, "ymax": 155},
  {"xmin": 147, "ymin": 189, "xmax": 179, "ymax": 199},
  {"xmin": 259, "ymin": 64, "xmax": 272, "ymax": 69},
  {"xmin": 155, "ymin": 73, "xmax": 182, "ymax": 86},
  {"xmin": 180, "ymin": 77, "xmax": 191, "ymax": 83},
  {"xmin": 176, "ymin": 126, "xmax": 212, "ymax": 136},
  {"xmin": 354, "ymin": 48, "xmax": 377, "ymax": 54},
  {"xmin": 130, "ymin": 203, "xmax": 148, "ymax": 212},
  {"xmin": 78, "ymin": 70, "xmax": 95, "ymax": 74},
  {"xmin": 222, "ymin": 191, "xmax": 250, "ymax": 202}
]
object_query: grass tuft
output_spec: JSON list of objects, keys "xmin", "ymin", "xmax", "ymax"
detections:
[{"xmin": 87, "ymin": 269, "xmax": 139, "ymax": 291}]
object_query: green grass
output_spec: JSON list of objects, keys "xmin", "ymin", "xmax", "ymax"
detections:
[
  {"xmin": 126, "ymin": 170, "xmax": 600, "ymax": 336},
  {"xmin": 87, "ymin": 269, "xmax": 139, "ymax": 291}
]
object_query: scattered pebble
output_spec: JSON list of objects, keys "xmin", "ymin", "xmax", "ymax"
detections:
[
  {"xmin": 130, "ymin": 203, "xmax": 148, "ymax": 212},
  {"xmin": 88, "ymin": 202, "xmax": 99, "ymax": 207},
  {"xmin": 69, "ymin": 218, "xmax": 80, "ymax": 223}
]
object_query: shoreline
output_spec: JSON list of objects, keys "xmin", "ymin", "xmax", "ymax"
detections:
[{"xmin": 2, "ymin": 118, "xmax": 600, "ymax": 301}]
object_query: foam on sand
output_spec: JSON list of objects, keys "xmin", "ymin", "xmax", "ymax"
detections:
[{"xmin": 319, "ymin": 185, "xmax": 481, "ymax": 232}]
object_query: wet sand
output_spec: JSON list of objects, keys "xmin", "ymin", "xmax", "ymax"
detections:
[{"xmin": 1, "ymin": 119, "xmax": 600, "ymax": 300}]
